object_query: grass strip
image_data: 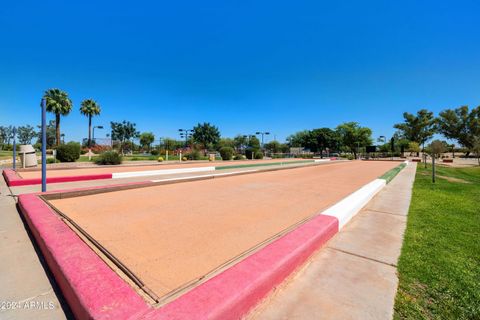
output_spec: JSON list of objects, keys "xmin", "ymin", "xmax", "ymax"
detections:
[
  {"xmin": 379, "ymin": 162, "xmax": 406, "ymax": 183},
  {"xmin": 394, "ymin": 165, "xmax": 480, "ymax": 319}
]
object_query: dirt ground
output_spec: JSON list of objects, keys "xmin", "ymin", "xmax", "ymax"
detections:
[{"xmin": 48, "ymin": 161, "xmax": 398, "ymax": 303}]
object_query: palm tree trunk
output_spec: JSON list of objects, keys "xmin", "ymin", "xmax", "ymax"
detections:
[
  {"xmin": 88, "ymin": 115, "xmax": 92, "ymax": 148},
  {"xmin": 55, "ymin": 114, "xmax": 61, "ymax": 146}
]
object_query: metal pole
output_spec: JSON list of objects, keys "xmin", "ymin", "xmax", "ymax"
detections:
[
  {"xmin": 12, "ymin": 127, "xmax": 17, "ymax": 170},
  {"xmin": 432, "ymin": 154, "xmax": 435, "ymax": 183},
  {"xmin": 41, "ymin": 99, "xmax": 47, "ymax": 192}
]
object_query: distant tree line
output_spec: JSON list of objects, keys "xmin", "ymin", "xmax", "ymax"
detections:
[{"xmin": 1, "ymin": 88, "xmax": 479, "ymax": 163}]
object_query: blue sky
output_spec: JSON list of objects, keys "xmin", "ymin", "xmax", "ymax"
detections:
[{"xmin": 1, "ymin": 0, "xmax": 479, "ymax": 143}]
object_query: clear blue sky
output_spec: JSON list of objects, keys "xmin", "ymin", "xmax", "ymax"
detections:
[{"xmin": 1, "ymin": 0, "xmax": 479, "ymax": 143}]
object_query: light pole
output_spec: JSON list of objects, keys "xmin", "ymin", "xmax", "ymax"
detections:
[
  {"xmin": 377, "ymin": 136, "xmax": 386, "ymax": 159},
  {"xmin": 178, "ymin": 129, "xmax": 193, "ymax": 148},
  {"xmin": 93, "ymin": 125, "xmax": 104, "ymax": 144},
  {"xmin": 12, "ymin": 127, "xmax": 17, "ymax": 170},
  {"xmin": 41, "ymin": 98, "xmax": 47, "ymax": 192},
  {"xmin": 243, "ymin": 134, "xmax": 257, "ymax": 159},
  {"xmin": 255, "ymin": 131, "xmax": 270, "ymax": 148}
]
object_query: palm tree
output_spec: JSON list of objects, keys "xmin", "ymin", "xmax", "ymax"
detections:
[
  {"xmin": 42, "ymin": 89, "xmax": 73, "ymax": 146},
  {"xmin": 79, "ymin": 99, "xmax": 101, "ymax": 148}
]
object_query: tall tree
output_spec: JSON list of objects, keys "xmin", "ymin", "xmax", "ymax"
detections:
[
  {"xmin": 79, "ymin": 99, "xmax": 101, "ymax": 148},
  {"xmin": 286, "ymin": 130, "xmax": 310, "ymax": 148},
  {"xmin": 36, "ymin": 120, "xmax": 57, "ymax": 148},
  {"xmin": 336, "ymin": 122, "xmax": 373, "ymax": 158},
  {"xmin": 0, "ymin": 126, "xmax": 6, "ymax": 145},
  {"xmin": 264, "ymin": 140, "xmax": 282, "ymax": 154},
  {"xmin": 233, "ymin": 135, "xmax": 248, "ymax": 152},
  {"xmin": 43, "ymin": 88, "xmax": 73, "ymax": 146},
  {"xmin": 110, "ymin": 121, "xmax": 139, "ymax": 154},
  {"xmin": 17, "ymin": 125, "xmax": 36, "ymax": 144},
  {"xmin": 393, "ymin": 109, "xmax": 436, "ymax": 149},
  {"xmin": 192, "ymin": 122, "xmax": 221, "ymax": 151},
  {"xmin": 139, "ymin": 132, "xmax": 155, "ymax": 151},
  {"xmin": 310, "ymin": 128, "xmax": 340, "ymax": 157},
  {"xmin": 2, "ymin": 126, "xmax": 14, "ymax": 145},
  {"xmin": 437, "ymin": 106, "xmax": 480, "ymax": 155}
]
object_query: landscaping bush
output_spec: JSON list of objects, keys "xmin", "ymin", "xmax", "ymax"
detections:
[
  {"xmin": 234, "ymin": 154, "xmax": 245, "ymax": 160},
  {"xmin": 151, "ymin": 149, "xmax": 159, "ymax": 156},
  {"xmin": 184, "ymin": 150, "xmax": 203, "ymax": 160},
  {"xmin": 254, "ymin": 150, "xmax": 263, "ymax": 159},
  {"xmin": 157, "ymin": 156, "xmax": 164, "ymax": 162},
  {"xmin": 182, "ymin": 156, "xmax": 188, "ymax": 161},
  {"xmin": 219, "ymin": 147, "xmax": 234, "ymax": 160},
  {"xmin": 46, "ymin": 158, "xmax": 60, "ymax": 164},
  {"xmin": 95, "ymin": 151, "xmax": 122, "ymax": 165},
  {"xmin": 245, "ymin": 149, "xmax": 257, "ymax": 159},
  {"xmin": 56, "ymin": 142, "xmax": 81, "ymax": 162}
]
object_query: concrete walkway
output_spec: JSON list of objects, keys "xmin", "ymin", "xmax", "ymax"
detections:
[
  {"xmin": 249, "ymin": 163, "xmax": 417, "ymax": 320},
  {"xmin": 0, "ymin": 174, "xmax": 70, "ymax": 319}
]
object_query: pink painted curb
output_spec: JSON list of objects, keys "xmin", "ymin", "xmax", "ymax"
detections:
[
  {"xmin": 142, "ymin": 214, "xmax": 338, "ymax": 320},
  {"xmin": 3, "ymin": 169, "xmax": 112, "ymax": 186},
  {"xmin": 17, "ymin": 190, "xmax": 339, "ymax": 320}
]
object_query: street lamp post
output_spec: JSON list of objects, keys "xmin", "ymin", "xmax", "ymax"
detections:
[
  {"xmin": 179, "ymin": 129, "xmax": 193, "ymax": 160},
  {"xmin": 243, "ymin": 134, "xmax": 259, "ymax": 160},
  {"xmin": 12, "ymin": 127, "xmax": 17, "ymax": 170},
  {"xmin": 88, "ymin": 125, "xmax": 104, "ymax": 160},
  {"xmin": 178, "ymin": 129, "xmax": 193, "ymax": 148},
  {"xmin": 378, "ymin": 135, "xmax": 386, "ymax": 159},
  {"xmin": 93, "ymin": 125, "xmax": 104, "ymax": 143},
  {"xmin": 41, "ymin": 98, "xmax": 47, "ymax": 192},
  {"xmin": 255, "ymin": 131, "xmax": 270, "ymax": 149}
]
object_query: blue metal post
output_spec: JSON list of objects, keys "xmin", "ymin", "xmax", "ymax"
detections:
[
  {"xmin": 12, "ymin": 127, "xmax": 17, "ymax": 170},
  {"xmin": 41, "ymin": 98, "xmax": 47, "ymax": 192}
]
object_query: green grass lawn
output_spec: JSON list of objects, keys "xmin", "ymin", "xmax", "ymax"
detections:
[{"xmin": 394, "ymin": 164, "xmax": 480, "ymax": 319}]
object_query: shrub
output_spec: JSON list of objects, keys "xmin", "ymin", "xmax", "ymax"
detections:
[
  {"xmin": 56, "ymin": 142, "xmax": 81, "ymax": 162},
  {"xmin": 185, "ymin": 150, "xmax": 202, "ymax": 160},
  {"xmin": 151, "ymin": 149, "xmax": 159, "ymax": 156},
  {"xmin": 346, "ymin": 154, "xmax": 354, "ymax": 160},
  {"xmin": 46, "ymin": 158, "xmax": 60, "ymax": 164},
  {"xmin": 245, "ymin": 149, "xmax": 257, "ymax": 159},
  {"xmin": 234, "ymin": 154, "xmax": 245, "ymax": 160},
  {"xmin": 254, "ymin": 150, "xmax": 263, "ymax": 159},
  {"xmin": 219, "ymin": 147, "xmax": 234, "ymax": 160},
  {"xmin": 95, "ymin": 151, "xmax": 122, "ymax": 165},
  {"xmin": 157, "ymin": 156, "xmax": 164, "ymax": 162},
  {"xmin": 182, "ymin": 156, "xmax": 187, "ymax": 161}
]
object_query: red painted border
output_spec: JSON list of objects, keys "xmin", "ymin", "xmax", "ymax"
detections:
[
  {"xmin": 17, "ymin": 194, "xmax": 151, "ymax": 319},
  {"xmin": 3, "ymin": 169, "xmax": 112, "ymax": 186},
  {"xmin": 18, "ymin": 190, "xmax": 339, "ymax": 320},
  {"xmin": 142, "ymin": 214, "xmax": 338, "ymax": 320}
]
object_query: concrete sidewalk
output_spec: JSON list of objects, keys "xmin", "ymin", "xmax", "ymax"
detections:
[
  {"xmin": 0, "ymin": 175, "xmax": 70, "ymax": 319},
  {"xmin": 248, "ymin": 163, "xmax": 417, "ymax": 320}
]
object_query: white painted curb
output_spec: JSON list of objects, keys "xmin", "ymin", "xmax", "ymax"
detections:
[
  {"xmin": 112, "ymin": 166, "xmax": 215, "ymax": 179},
  {"xmin": 321, "ymin": 179, "xmax": 386, "ymax": 229},
  {"xmin": 314, "ymin": 159, "xmax": 331, "ymax": 163},
  {"xmin": 150, "ymin": 169, "xmax": 259, "ymax": 183}
]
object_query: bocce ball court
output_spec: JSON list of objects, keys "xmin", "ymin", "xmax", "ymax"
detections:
[{"xmin": 30, "ymin": 160, "xmax": 398, "ymax": 310}]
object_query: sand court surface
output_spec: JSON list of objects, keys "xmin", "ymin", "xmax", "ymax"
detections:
[{"xmin": 46, "ymin": 160, "xmax": 398, "ymax": 304}]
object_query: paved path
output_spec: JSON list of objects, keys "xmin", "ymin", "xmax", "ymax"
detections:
[
  {"xmin": 248, "ymin": 162, "xmax": 417, "ymax": 320},
  {"xmin": 0, "ymin": 175, "xmax": 70, "ymax": 319}
]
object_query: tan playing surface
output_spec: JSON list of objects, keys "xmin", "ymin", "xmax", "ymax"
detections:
[{"xmin": 48, "ymin": 161, "xmax": 398, "ymax": 301}]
